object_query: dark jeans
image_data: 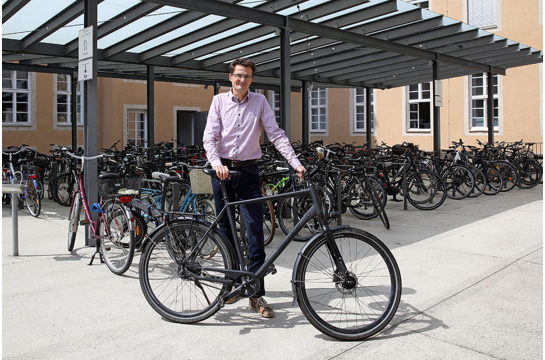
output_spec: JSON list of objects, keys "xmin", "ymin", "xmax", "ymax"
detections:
[{"xmin": 211, "ymin": 163, "xmax": 266, "ymax": 297}]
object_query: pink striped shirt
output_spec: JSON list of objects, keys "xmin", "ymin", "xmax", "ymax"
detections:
[{"xmin": 203, "ymin": 90, "xmax": 302, "ymax": 170}]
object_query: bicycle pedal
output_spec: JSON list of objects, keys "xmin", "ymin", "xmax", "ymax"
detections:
[
  {"xmin": 267, "ymin": 264, "xmax": 277, "ymax": 275},
  {"xmin": 329, "ymin": 211, "xmax": 341, "ymax": 219},
  {"xmin": 79, "ymin": 220, "xmax": 90, "ymax": 226}
]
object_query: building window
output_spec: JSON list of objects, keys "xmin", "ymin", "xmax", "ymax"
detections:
[
  {"xmin": 470, "ymin": 73, "xmax": 498, "ymax": 129},
  {"xmin": 56, "ymin": 74, "xmax": 83, "ymax": 125},
  {"xmin": 2, "ymin": 70, "xmax": 31, "ymax": 125},
  {"xmin": 468, "ymin": 0, "xmax": 497, "ymax": 28},
  {"xmin": 407, "ymin": 83, "xmax": 431, "ymax": 130},
  {"xmin": 126, "ymin": 110, "xmax": 148, "ymax": 147},
  {"xmin": 310, "ymin": 87, "xmax": 326, "ymax": 132},
  {"xmin": 404, "ymin": 0, "xmax": 429, "ymax": 10},
  {"xmin": 353, "ymin": 88, "xmax": 374, "ymax": 132}
]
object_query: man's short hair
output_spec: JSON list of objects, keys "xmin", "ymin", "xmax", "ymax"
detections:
[{"xmin": 229, "ymin": 58, "xmax": 257, "ymax": 76}]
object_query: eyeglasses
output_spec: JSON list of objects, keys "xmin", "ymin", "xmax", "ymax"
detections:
[{"xmin": 231, "ymin": 73, "xmax": 253, "ymax": 80}]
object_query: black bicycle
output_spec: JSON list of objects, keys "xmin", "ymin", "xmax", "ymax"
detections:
[{"xmin": 138, "ymin": 167, "xmax": 401, "ymax": 341}]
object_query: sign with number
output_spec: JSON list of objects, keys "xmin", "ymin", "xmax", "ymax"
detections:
[
  {"xmin": 434, "ymin": 79, "xmax": 443, "ymax": 107},
  {"xmin": 78, "ymin": 26, "xmax": 93, "ymax": 81}
]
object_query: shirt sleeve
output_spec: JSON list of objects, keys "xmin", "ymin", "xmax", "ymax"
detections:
[
  {"xmin": 202, "ymin": 95, "xmax": 223, "ymax": 168},
  {"xmin": 260, "ymin": 96, "xmax": 302, "ymax": 170}
]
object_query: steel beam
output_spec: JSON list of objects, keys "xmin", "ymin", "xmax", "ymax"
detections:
[
  {"xmin": 2, "ymin": 0, "xmax": 30, "ymax": 24},
  {"xmin": 65, "ymin": 2, "xmax": 163, "ymax": 54}
]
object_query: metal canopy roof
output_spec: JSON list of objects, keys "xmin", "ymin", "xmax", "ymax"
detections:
[{"xmin": 2, "ymin": 0, "xmax": 543, "ymax": 89}]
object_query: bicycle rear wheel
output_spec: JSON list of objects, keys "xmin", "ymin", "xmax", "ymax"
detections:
[
  {"xmin": 262, "ymin": 195, "xmax": 276, "ymax": 246},
  {"xmin": 24, "ymin": 181, "xmax": 41, "ymax": 217},
  {"xmin": 98, "ymin": 200, "xmax": 135, "ymax": 275},
  {"xmin": 406, "ymin": 171, "xmax": 446, "ymax": 211},
  {"xmin": 519, "ymin": 161, "xmax": 541, "ymax": 189},
  {"xmin": 139, "ymin": 220, "xmax": 234, "ymax": 323},
  {"xmin": 277, "ymin": 190, "xmax": 333, "ymax": 241},
  {"xmin": 442, "ymin": 165, "xmax": 475, "ymax": 200},
  {"xmin": 294, "ymin": 228, "xmax": 401, "ymax": 341},
  {"xmin": 51, "ymin": 173, "xmax": 73, "ymax": 206}
]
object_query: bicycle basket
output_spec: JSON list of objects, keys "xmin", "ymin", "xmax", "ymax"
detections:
[
  {"xmin": 189, "ymin": 169, "xmax": 213, "ymax": 194},
  {"xmin": 96, "ymin": 176, "xmax": 142, "ymax": 198}
]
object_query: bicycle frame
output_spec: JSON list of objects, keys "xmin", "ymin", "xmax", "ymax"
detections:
[{"xmin": 178, "ymin": 174, "xmax": 349, "ymax": 299}]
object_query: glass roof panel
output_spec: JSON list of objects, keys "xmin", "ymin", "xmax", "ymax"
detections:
[
  {"xmin": 126, "ymin": 14, "xmax": 226, "ymax": 53},
  {"xmin": 98, "ymin": 6, "xmax": 185, "ymax": 49},
  {"xmin": 2, "ymin": 0, "xmax": 76, "ymax": 40},
  {"xmin": 165, "ymin": 22, "xmax": 261, "ymax": 57}
]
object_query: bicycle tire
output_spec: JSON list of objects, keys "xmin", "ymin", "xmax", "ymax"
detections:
[
  {"xmin": 51, "ymin": 173, "xmax": 73, "ymax": 206},
  {"xmin": 406, "ymin": 171, "xmax": 447, "ymax": 211},
  {"xmin": 132, "ymin": 211, "xmax": 147, "ymax": 249},
  {"xmin": 519, "ymin": 161, "xmax": 541, "ymax": 189},
  {"xmin": 368, "ymin": 181, "xmax": 390, "ymax": 229},
  {"xmin": 98, "ymin": 200, "xmax": 135, "ymax": 275},
  {"xmin": 347, "ymin": 177, "xmax": 386, "ymax": 220},
  {"xmin": 262, "ymin": 194, "xmax": 276, "ymax": 246},
  {"xmin": 277, "ymin": 190, "xmax": 333, "ymax": 242},
  {"xmin": 195, "ymin": 198, "xmax": 219, "ymax": 260},
  {"xmin": 442, "ymin": 165, "xmax": 475, "ymax": 200},
  {"xmin": 24, "ymin": 181, "xmax": 41, "ymax": 217},
  {"xmin": 482, "ymin": 166, "xmax": 503, "ymax": 195},
  {"xmin": 467, "ymin": 166, "xmax": 486, "ymax": 198},
  {"xmin": 294, "ymin": 228, "xmax": 402, "ymax": 341},
  {"xmin": 139, "ymin": 220, "xmax": 234, "ymax": 323},
  {"xmin": 67, "ymin": 192, "xmax": 81, "ymax": 252},
  {"xmin": 493, "ymin": 161, "xmax": 518, "ymax": 192}
]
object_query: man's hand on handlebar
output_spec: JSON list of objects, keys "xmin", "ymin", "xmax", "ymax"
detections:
[
  {"xmin": 296, "ymin": 165, "xmax": 306, "ymax": 179},
  {"xmin": 213, "ymin": 165, "xmax": 230, "ymax": 180}
]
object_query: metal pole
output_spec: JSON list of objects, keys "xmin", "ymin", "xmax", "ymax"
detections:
[
  {"xmin": 365, "ymin": 87, "xmax": 372, "ymax": 146},
  {"xmin": 302, "ymin": 80, "xmax": 309, "ymax": 145},
  {"xmin": 487, "ymin": 71, "xmax": 495, "ymax": 144},
  {"xmin": 280, "ymin": 25, "xmax": 291, "ymax": 139},
  {"xmin": 147, "ymin": 65, "xmax": 155, "ymax": 149},
  {"xmin": 83, "ymin": 0, "xmax": 98, "ymax": 247},
  {"xmin": 71, "ymin": 72, "xmax": 78, "ymax": 151},
  {"xmin": 11, "ymin": 193, "xmax": 19, "ymax": 256},
  {"xmin": 432, "ymin": 60, "xmax": 441, "ymax": 156}
]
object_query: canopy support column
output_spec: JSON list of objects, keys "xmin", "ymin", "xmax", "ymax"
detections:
[
  {"xmin": 279, "ymin": 25, "xmax": 291, "ymax": 139},
  {"xmin": 432, "ymin": 60, "xmax": 441, "ymax": 155},
  {"xmin": 83, "ymin": 0, "xmax": 98, "ymax": 246},
  {"xmin": 487, "ymin": 71, "xmax": 495, "ymax": 144},
  {"xmin": 147, "ymin": 64, "xmax": 155, "ymax": 154}
]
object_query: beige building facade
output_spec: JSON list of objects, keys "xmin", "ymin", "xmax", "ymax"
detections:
[{"xmin": 2, "ymin": 0, "xmax": 543, "ymax": 154}]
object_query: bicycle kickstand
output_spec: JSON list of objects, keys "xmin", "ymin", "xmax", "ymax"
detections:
[{"xmin": 88, "ymin": 238, "xmax": 105, "ymax": 265}]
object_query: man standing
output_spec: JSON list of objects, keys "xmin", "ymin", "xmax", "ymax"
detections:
[{"xmin": 203, "ymin": 58, "xmax": 305, "ymax": 318}]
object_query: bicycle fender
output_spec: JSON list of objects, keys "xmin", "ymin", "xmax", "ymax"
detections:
[{"xmin": 290, "ymin": 225, "xmax": 350, "ymax": 303}]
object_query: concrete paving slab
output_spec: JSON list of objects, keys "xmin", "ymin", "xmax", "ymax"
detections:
[{"xmin": 2, "ymin": 184, "xmax": 543, "ymax": 360}]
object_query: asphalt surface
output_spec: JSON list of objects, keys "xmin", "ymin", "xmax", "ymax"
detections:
[{"xmin": 2, "ymin": 184, "xmax": 543, "ymax": 360}]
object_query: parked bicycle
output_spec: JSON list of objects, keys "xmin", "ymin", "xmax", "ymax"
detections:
[
  {"xmin": 138, "ymin": 167, "xmax": 402, "ymax": 341},
  {"xmin": 65, "ymin": 152, "xmax": 140, "ymax": 275}
]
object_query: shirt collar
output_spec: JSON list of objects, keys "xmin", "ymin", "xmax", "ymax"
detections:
[{"xmin": 229, "ymin": 88, "xmax": 252, "ymax": 104}]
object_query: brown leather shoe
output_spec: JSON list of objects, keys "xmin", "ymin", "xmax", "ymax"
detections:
[{"xmin": 249, "ymin": 297, "xmax": 275, "ymax": 318}]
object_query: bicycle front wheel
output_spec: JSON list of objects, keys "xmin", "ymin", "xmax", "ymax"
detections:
[
  {"xmin": 67, "ymin": 192, "xmax": 81, "ymax": 252},
  {"xmin": 51, "ymin": 173, "xmax": 73, "ymax": 206},
  {"xmin": 294, "ymin": 228, "xmax": 402, "ymax": 341},
  {"xmin": 139, "ymin": 220, "xmax": 234, "ymax": 324},
  {"xmin": 98, "ymin": 200, "xmax": 135, "ymax": 275}
]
